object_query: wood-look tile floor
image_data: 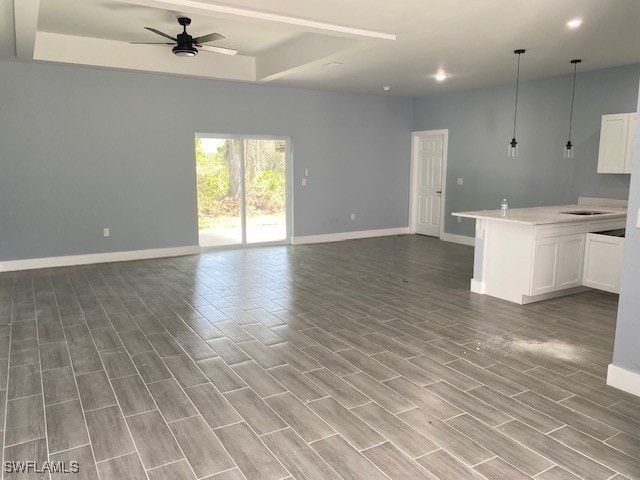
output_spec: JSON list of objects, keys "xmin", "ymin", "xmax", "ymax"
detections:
[{"xmin": 0, "ymin": 235, "xmax": 638, "ymax": 480}]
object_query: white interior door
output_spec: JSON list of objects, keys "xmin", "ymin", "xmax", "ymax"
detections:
[{"xmin": 414, "ymin": 133, "xmax": 444, "ymax": 236}]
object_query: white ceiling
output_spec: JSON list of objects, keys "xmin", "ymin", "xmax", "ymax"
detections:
[{"xmin": 3, "ymin": 0, "xmax": 640, "ymax": 96}]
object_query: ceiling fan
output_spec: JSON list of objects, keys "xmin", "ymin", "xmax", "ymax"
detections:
[{"xmin": 131, "ymin": 17, "xmax": 237, "ymax": 57}]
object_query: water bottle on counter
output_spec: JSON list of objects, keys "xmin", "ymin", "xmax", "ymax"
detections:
[{"xmin": 501, "ymin": 198, "xmax": 509, "ymax": 211}]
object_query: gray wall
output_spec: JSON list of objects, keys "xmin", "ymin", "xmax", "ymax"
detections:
[
  {"xmin": 612, "ymin": 81, "xmax": 640, "ymax": 375},
  {"xmin": 0, "ymin": 60, "xmax": 413, "ymax": 261},
  {"xmin": 413, "ymin": 64, "xmax": 640, "ymax": 237}
]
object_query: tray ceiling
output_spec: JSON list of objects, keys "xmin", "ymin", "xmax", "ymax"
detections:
[{"xmin": 3, "ymin": 0, "xmax": 640, "ymax": 96}]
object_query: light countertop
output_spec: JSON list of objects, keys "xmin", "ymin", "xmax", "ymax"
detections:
[{"xmin": 452, "ymin": 204, "xmax": 627, "ymax": 225}]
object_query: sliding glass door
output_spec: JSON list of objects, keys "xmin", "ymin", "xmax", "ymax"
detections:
[
  {"xmin": 195, "ymin": 135, "xmax": 289, "ymax": 248},
  {"xmin": 244, "ymin": 139, "xmax": 287, "ymax": 244}
]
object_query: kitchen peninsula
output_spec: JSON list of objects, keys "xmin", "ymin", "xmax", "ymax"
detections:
[{"xmin": 453, "ymin": 199, "xmax": 627, "ymax": 304}]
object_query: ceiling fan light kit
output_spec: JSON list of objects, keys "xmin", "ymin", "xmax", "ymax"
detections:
[{"xmin": 173, "ymin": 45, "xmax": 198, "ymax": 56}]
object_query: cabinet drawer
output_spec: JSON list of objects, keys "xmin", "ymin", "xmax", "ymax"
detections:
[
  {"xmin": 535, "ymin": 223, "xmax": 585, "ymax": 239},
  {"xmin": 587, "ymin": 219, "xmax": 626, "ymax": 232},
  {"xmin": 535, "ymin": 218, "xmax": 626, "ymax": 239}
]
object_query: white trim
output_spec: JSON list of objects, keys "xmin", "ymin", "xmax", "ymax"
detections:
[
  {"xmin": 521, "ymin": 286, "xmax": 590, "ymax": 305},
  {"xmin": 409, "ymin": 129, "xmax": 449, "ymax": 240},
  {"xmin": 114, "ymin": 0, "xmax": 396, "ymax": 40},
  {"xmin": 607, "ymin": 364, "xmax": 640, "ymax": 397},
  {"xmin": 200, "ymin": 240, "xmax": 287, "ymax": 252},
  {"xmin": 292, "ymin": 227, "xmax": 409, "ymax": 245},
  {"xmin": 470, "ymin": 279, "xmax": 486, "ymax": 294},
  {"xmin": 440, "ymin": 233, "xmax": 474, "ymax": 246},
  {"xmin": 13, "ymin": 0, "xmax": 40, "ymax": 60},
  {"xmin": 0, "ymin": 246, "xmax": 201, "ymax": 273}
]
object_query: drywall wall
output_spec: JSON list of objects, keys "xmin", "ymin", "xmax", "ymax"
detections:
[
  {"xmin": 0, "ymin": 60, "xmax": 412, "ymax": 261},
  {"xmin": 413, "ymin": 63, "xmax": 640, "ymax": 237},
  {"xmin": 611, "ymin": 80, "xmax": 640, "ymax": 377}
]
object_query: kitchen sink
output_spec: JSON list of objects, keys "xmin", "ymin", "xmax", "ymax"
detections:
[{"xmin": 559, "ymin": 210, "xmax": 611, "ymax": 215}]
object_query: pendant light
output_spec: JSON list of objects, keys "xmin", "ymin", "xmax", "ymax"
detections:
[
  {"xmin": 508, "ymin": 49, "xmax": 526, "ymax": 157},
  {"xmin": 564, "ymin": 59, "xmax": 582, "ymax": 158}
]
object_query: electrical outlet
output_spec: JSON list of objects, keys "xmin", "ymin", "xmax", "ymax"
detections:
[
  {"xmin": 457, "ymin": 217, "xmax": 462, "ymax": 223},
  {"xmin": 457, "ymin": 178, "xmax": 464, "ymax": 186},
  {"xmin": 103, "ymin": 228, "xmax": 110, "ymax": 237},
  {"xmin": 351, "ymin": 213, "xmax": 356, "ymax": 220},
  {"xmin": 301, "ymin": 178, "xmax": 307, "ymax": 186}
]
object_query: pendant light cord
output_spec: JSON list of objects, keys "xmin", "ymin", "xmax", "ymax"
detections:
[
  {"xmin": 512, "ymin": 52, "xmax": 522, "ymax": 140},
  {"xmin": 568, "ymin": 61, "xmax": 578, "ymax": 141}
]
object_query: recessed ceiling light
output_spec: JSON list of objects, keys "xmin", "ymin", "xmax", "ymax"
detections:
[
  {"xmin": 434, "ymin": 73, "xmax": 448, "ymax": 82},
  {"xmin": 383, "ymin": 86, "xmax": 391, "ymax": 91},
  {"xmin": 322, "ymin": 61, "xmax": 343, "ymax": 67},
  {"xmin": 567, "ymin": 18, "xmax": 582, "ymax": 29}
]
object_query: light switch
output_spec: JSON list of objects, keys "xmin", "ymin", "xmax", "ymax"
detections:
[
  {"xmin": 637, "ymin": 209, "xmax": 640, "ymax": 228},
  {"xmin": 457, "ymin": 178, "xmax": 464, "ymax": 186},
  {"xmin": 305, "ymin": 168, "xmax": 309, "ymax": 177},
  {"xmin": 301, "ymin": 178, "xmax": 307, "ymax": 186},
  {"xmin": 103, "ymin": 228, "xmax": 110, "ymax": 237}
]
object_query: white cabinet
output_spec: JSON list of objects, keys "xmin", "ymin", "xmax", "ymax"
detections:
[
  {"xmin": 583, "ymin": 233, "xmax": 624, "ymax": 293},
  {"xmin": 597, "ymin": 112, "xmax": 637, "ymax": 174},
  {"xmin": 531, "ymin": 234, "xmax": 585, "ymax": 296},
  {"xmin": 468, "ymin": 214, "xmax": 626, "ymax": 305}
]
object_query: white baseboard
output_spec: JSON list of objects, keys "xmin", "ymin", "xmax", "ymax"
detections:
[
  {"xmin": 470, "ymin": 279, "xmax": 486, "ymax": 294},
  {"xmin": 440, "ymin": 233, "xmax": 475, "ymax": 246},
  {"xmin": 521, "ymin": 286, "xmax": 590, "ymax": 305},
  {"xmin": 0, "ymin": 246, "xmax": 202, "ymax": 273},
  {"xmin": 292, "ymin": 227, "xmax": 410, "ymax": 245},
  {"xmin": 607, "ymin": 364, "xmax": 640, "ymax": 397}
]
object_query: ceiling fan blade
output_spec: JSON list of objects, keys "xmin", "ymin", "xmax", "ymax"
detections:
[
  {"xmin": 130, "ymin": 42, "xmax": 174, "ymax": 45},
  {"xmin": 193, "ymin": 32, "xmax": 224, "ymax": 44},
  {"xmin": 144, "ymin": 27, "xmax": 177, "ymax": 42},
  {"xmin": 200, "ymin": 45, "xmax": 238, "ymax": 56}
]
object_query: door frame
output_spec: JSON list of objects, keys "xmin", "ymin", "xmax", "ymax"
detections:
[
  {"xmin": 194, "ymin": 133, "xmax": 293, "ymax": 249},
  {"xmin": 408, "ymin": 129, "xmax": 449, "ymax": 239}
]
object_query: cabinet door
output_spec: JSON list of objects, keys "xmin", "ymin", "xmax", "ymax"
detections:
[
  {"xmin": 623, "ymin": 112, "xmax": 637, "ymax": 174},
  {"xmin": 531, "ymin": 237, "xmax": 559, "ymax": 296},
  {"xmin": 557, "ymin": 234, "xmax": 585, "ymax": 289},
  {"xmin": 597, "ymin": 114, "xmax": 629, "ymax": 173}
]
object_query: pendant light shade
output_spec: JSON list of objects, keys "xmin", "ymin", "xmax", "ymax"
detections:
[
  {"xmin": 508, "ymin": 49, "xmax": 526, "ymax": 158},
  {"xmin": 564, "ymin": 59, "xmax": 582, "ymax": 158}
]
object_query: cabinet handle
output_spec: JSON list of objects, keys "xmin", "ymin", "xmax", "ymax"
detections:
[{"xmin": 436, "ymin": 191, "xmax": 442, "ymax": 194}]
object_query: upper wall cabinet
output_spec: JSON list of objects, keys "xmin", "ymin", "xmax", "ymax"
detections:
[{"xmin": 597, "ymin": 112, "xmax": 637, "ymax": 174}]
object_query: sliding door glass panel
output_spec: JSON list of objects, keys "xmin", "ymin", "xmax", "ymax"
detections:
[
  {"xmin": 244, "ymin": 139, "xmax": 287, "ymax": 244},
  {"xmin": 196, "ymin": 138, "xmax": 243, "ymax": 247}
]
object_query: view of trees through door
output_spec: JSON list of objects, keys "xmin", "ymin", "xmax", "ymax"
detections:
[{"xmin": 195, "ymin": 136, "xmax": 288, "ymax": 247}]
